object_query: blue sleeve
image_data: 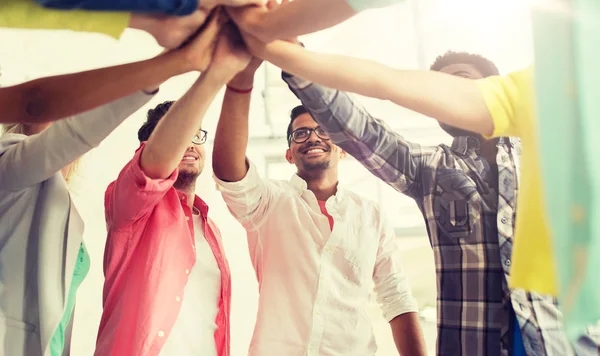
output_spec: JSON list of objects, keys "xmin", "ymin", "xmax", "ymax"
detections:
[{"xmin": 36, "ymin": 0, "xmax": 198, "ymax": 16}]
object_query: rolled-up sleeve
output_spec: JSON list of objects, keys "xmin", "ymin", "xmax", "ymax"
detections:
[
  {"xmin": 213, "ymin": 160, "xmax": 274, "ymax": 232},
  {"xmin": 105, "ymin": 143, "xmax": 177, "ymax": 230},
  {"xmin": 372, "ymin": 212, "xmax": 419, "ymax": 322}
]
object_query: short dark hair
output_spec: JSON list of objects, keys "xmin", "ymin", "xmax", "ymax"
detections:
[
  {"xmin": 286, "ymin": 105, "xmax": 310, "ymax": 146},
  {"xmin": 430, "ymin": 51, "xmax": 499, "ymax": 77},
  {"xmin": 138, "ymin": 101, "xmax": 174, "ymax": 142}
]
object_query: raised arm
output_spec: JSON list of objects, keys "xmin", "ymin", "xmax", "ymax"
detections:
[
  {"xmin": 228, "ymin": 0, "xmax": 403, "ymax": 43},
  {"xmin": 372, "ymin": 211, "xmax": 426, "ymax": 356},
  {"xmin": 0, "ymin": 13, "xmax": 220, "ymax": 191},
  {"xmin": 141, "ymin": 20, "xmax": 251, "ymax": 179},
  {"xmin": 282, "ymin": 71, "xmax": 430, "ymax": 198},
  {"xmin": 0, "ymin": 15, "xmax": 216, "ymax": 126},
  {"xmin": 246, "ymin": 36, "xmax": 495, "ymax": 136},
  {"xmin": 0, "ymin": 92, "xmax": 153, "ymax": 191},
  {"xmin": 212, "ymin": 58, "xmax": 262, "ymax": 182}
]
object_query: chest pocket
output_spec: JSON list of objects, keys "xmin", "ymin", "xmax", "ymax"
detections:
[
  {"xmin": 340, "ymin": 217, "xmax": 379, "ymax": 285},
  {"xmin": 434, "ymin": 169, "xmax": 480, "ymax": 240}
]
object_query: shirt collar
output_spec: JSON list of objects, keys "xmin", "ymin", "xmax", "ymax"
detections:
[
  {"xmin": 451, "ymin": 136, "xmax": 481, "ymax": 155},
  {"xmin": 288, "ymin": 173, "xmax": 345, "ymax": 202},
  {"xmin": 176, "ymin": 191, "xmax": 210, "ymax": 217}
]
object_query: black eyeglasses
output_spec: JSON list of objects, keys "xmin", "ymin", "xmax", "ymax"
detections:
[
  {"xmin": 192, "ymin": 130, "xmax": 208, "ymax": 145},
  {"xmin": 288, "ymin": 127, "xmax": 330, "ymax": 145}
]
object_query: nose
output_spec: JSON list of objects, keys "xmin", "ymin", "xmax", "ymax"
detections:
[{"xmin": 306, "ymin": 130, "xmax": 321, "ymax": 143}]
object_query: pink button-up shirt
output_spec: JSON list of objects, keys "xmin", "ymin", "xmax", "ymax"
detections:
[{"xmin": 95, "ymin": 143, "xmax": 231, "ymax": 356}]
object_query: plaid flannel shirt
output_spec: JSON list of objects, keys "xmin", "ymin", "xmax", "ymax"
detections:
[{"xmin": 282, "ymin": 72, "xmax": 600, "ymax": 356}]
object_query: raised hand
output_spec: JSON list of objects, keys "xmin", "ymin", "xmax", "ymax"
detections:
[
  {"xmin": 177, "ymin": 10, "xmax": 229, "ymax": 72},
  {"xmin": 129, "ymin": 9, "xmax": 210, "ymax": 49},
  {"xmin": 206, "ymin": 23, "xmax": 253, "ymax": 83}
]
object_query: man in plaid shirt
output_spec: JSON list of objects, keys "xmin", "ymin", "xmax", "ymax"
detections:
[{"xmin": 281, "ymin": 51, "xmax": 600, "ymax": 356}]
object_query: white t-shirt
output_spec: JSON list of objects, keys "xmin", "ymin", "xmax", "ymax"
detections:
[{"xmin": 159, "ymin": 212, "xmax": 221, "ymax": 356}]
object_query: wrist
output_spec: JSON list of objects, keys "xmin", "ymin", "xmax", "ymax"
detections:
[
  {"xmin": 228, "ymin": 74, "xmax": 255, "ymax": 89},
  {"xmin": 204, "ymin": 67, "xmax": 236, "ymax": 86}
]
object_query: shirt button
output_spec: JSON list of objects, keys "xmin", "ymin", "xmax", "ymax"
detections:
[
  {"xmin": 185, "ymin": 269, "xmax": 190, "ymax": 275},
  {"xmin": 175, "ymin": 296, "xmax": 181, "ymax": 302},
  {"xmin": 158, "ymin": 330, "xmax": 165, "ymax": 337},
  {"xmin": 185, "ymin": 216, "xmax": 190, "ymax": 221},
  {"xmin": 505, "ymin": 259, "xmax": 511, "ymax": 267},
  {"xmin": 501, "ymin": 217, "xmax": 507, "ymax": 224}
]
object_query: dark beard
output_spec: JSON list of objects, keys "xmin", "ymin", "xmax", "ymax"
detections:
[
  {"xmin": 303, "ymin": 160, "xmax": 330, "ymax": 172},
  {"xmin": 173, "ymin": 171, "xmax": 199, "ymax": 191}
]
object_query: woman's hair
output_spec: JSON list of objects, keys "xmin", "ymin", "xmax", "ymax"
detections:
[{"xmin": 1, "ymin": 123, "xmax": 81, "ymax": 186}]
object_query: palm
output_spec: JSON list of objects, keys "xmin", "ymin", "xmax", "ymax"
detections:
[{"xmin": 212, "ymin": 26, "xmax": 252, "ymax": 73}]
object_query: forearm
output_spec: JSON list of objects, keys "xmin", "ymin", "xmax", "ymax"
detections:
[
  {"xmin": 390, "ymin": 313, "xmax": 427, "ymax": 356},
  {"xmin": 261, "ymin": 41, "xmax": 494, "ymax": 136},
  {"xmin": 1, "ymin": 0, "xmax": 129, "ymax": 38},
  {"xmin": 0, "ymin": 51, "xmax": 189, "ymax": 124},
  {"xmin": 37, "ymin": 0, "xmax": 198, "ymax": 16},
  {"xmin": 141, "ymin": 70, "xmax": 225, "ymax": 179},
  {"xmin": 0, "ymin": 92, "xmax": 152, "ymax": 191},
  {"xmin": 242, "ymin": 0, "xmax": 356, "ymax": 42},
  {"xmin": 212, "ymin": 76, "xmax": 253, "ymax": 182}
]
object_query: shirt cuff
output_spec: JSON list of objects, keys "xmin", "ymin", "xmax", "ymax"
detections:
[
  {"xmin": 129, "ymin": 143, "xmax": 178, "ymax": 191},
  {"xmin": 281, "ymin": 70, "xmax": 313, "ymax": 90},
  {"xmin": 382, "ymin": 294, "xmax": 419, "ymax": 322},
  {"xmin": 213, "ymin": 159, "xmax": 260, "ymax": 193}
]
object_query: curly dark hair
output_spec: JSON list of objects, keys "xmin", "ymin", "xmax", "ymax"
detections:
[
  {"xmin": 286, "ymin": 105, "xmax": 310, "ymax": 146},
  {"xmin": 137, "ymin": 101, "xmax": 175, "ymax": 142},
  {"xmin": 430, "ymin": 51, "xmax": 499, "ymax": 77}
]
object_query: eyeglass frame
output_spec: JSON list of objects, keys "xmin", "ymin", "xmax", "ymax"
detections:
[
  {"xmin": 192, "ymin": 129, "xmax": 208, "ymax": 145},
  {"xmin": 287, "ymin": 126, "xmax": 330, "ymax": 145}
]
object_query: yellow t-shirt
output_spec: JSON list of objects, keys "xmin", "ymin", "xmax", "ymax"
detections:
[
  {"xmin": 0, "ymin": 0, "xmax": 130, "ymax": 39},
  {"xmin": 476, "ymin": 66, "xmax": 557, "ymax": 295}
]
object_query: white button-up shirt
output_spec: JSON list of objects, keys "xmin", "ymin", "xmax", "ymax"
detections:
[{"xmin": 214, "ymin": 161, "xmax": 418, "ymax": 356}]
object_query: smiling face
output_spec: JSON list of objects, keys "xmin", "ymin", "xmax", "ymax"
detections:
[
  {"xmin": 175, "ymin": 129, "xmax": 206, "ymax": 188},
  {"xmin": 285, "ymin": 112, "xmax": 346, "ymax": 175}
]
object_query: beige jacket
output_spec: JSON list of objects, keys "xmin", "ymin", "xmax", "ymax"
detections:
[{"xmin": 0, "ymin": 92, "xmax": 152, "ymax": 356}]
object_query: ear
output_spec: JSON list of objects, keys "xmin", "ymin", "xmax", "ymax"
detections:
[{"xmin": 285, "ymin": 148, "xmax": 294, "ymax": 164}]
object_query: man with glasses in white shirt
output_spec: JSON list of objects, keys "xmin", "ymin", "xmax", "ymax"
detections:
[{"xmin": 213, "ymin": 103, "xmax": 426, "ymax": 356}]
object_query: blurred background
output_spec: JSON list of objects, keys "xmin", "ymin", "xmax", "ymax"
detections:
[{"xmin": 0, "ymin": 0, "xmax": 534, "ymax": 354}]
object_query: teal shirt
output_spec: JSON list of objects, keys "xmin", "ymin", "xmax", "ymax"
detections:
[
  {"xmin": 533, "ymin": 0, "xmax": 600, "ymax": 341},
  {"xmin": 49, "ymin": 242, "xmax": 90, "ymax": 356}
]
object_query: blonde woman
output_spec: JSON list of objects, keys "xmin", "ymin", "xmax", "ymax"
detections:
[{"xmin": 0, "ymin": 13, "xmax": 223, "ymax": 356}]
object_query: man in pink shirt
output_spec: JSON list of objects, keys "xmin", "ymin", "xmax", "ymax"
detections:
[{"xmin": 94, "ymin": 23, "xmax": 257, "ymax": 356}]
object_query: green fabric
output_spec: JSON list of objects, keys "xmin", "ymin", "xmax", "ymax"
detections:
[
  {"xmin": 49, "ymin": 242, "xmax": 90, "ymax": 356},
  {"xmin": 532, "ymin": 0, "xmax": 600, "ymax": 341},
  {"xmin": 0, "ymin": 0, "xmax": 129, "ymax": 39}
]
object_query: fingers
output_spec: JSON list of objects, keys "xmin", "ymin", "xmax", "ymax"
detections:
[
  {"xmin": 265, "ymin": 0, "xmax": 278, "ymax": 10},
  {"xmin": 199, "ymin": 8, "xmax": 227, "ymax": 42}
]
